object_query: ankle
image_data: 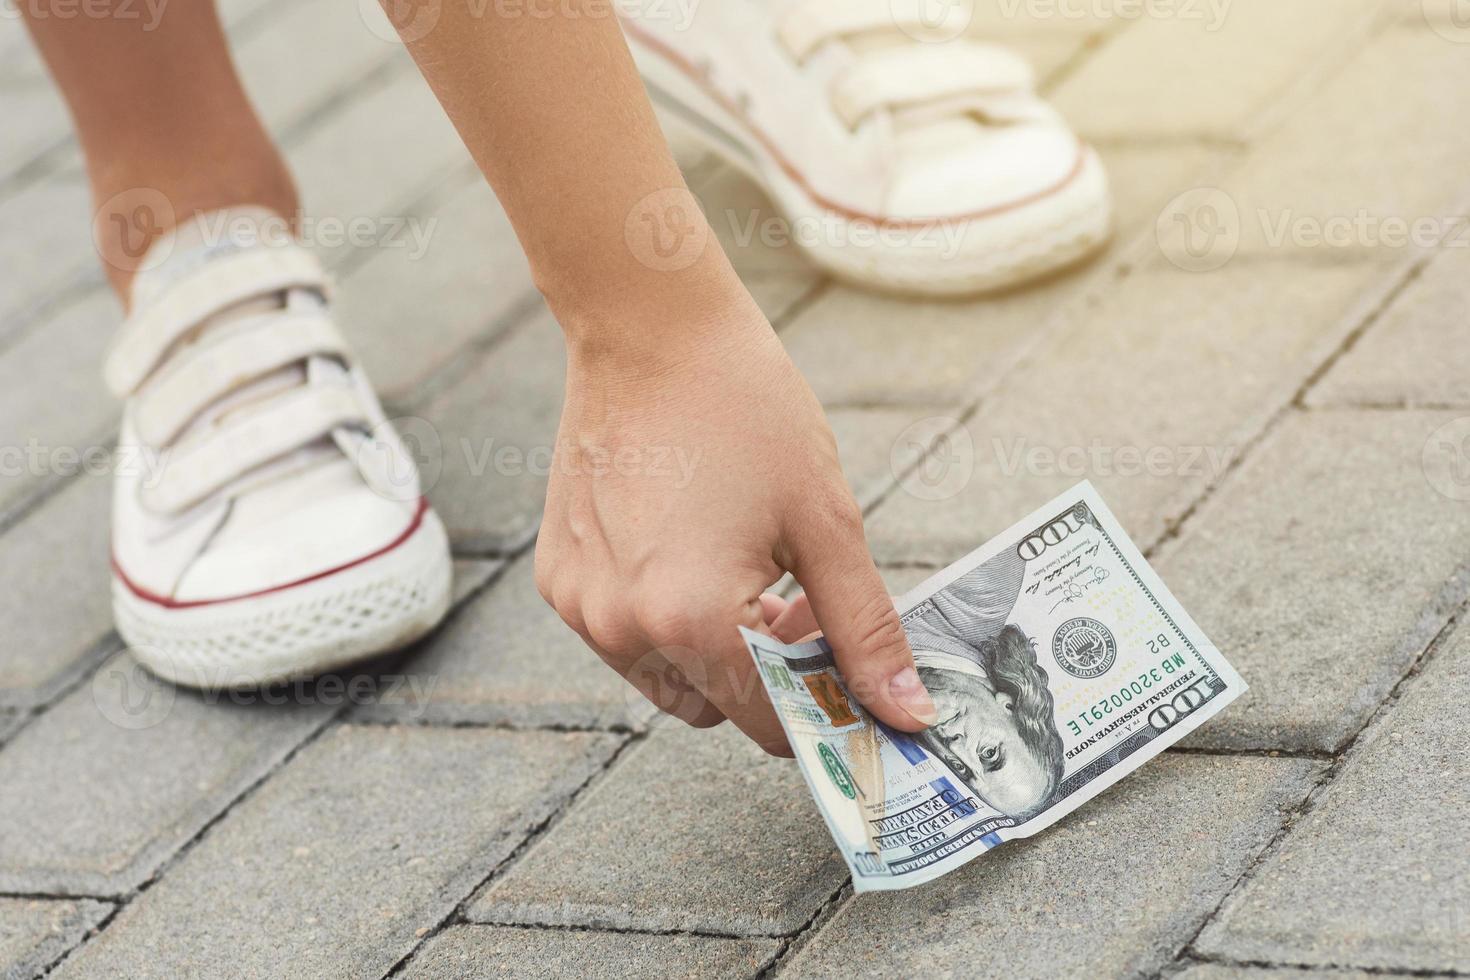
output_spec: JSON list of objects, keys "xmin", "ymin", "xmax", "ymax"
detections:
[{"xmin": 89, "ymin": 163, "xmax": 299, "ymax": 304}]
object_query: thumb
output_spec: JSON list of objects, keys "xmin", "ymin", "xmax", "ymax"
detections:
[{"xmin": 786, "ymin": 518, "xmax": 937, "ymax": 733}]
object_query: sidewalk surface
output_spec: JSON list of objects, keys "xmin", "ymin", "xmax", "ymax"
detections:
[{"xmin": 1, "ymin": 2, "xmax": 1467, "ymax": 977}]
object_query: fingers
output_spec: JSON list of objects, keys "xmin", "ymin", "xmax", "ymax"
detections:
[
  {"xmin": 769, "ymin": 591, "xmax": 818, "ymax": 642},
  {"xmin": 639, "ymin": 598, "xmax": 792, "ymax": 757},
  {"xmin": 785, "ymin": 504, "xmax": 937, "ymax": 733},
  {"xmin": 539, "ymin": 568, "xmax": 791, "ymax": 754}
]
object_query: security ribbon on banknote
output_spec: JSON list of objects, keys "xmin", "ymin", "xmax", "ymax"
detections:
[{"xmin": 740, "ymin": 481, "xmax": 1246, "ymax": 891}]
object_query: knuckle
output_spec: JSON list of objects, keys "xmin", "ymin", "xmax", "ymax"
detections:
[
  {"xmin": 582, "ymin": 602, "xmax": 635, "ymax": 652},
  {"xmin": 635, "ymin": 594, "xmax": 701, "ymax": 645}
]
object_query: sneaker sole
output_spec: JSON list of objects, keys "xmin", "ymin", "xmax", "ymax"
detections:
[
  {"xmin": 112, "ymin": 505, "xmax": 452, "ymax": 689},
  {"xmin": 631, "ymin": 29, "xmax": 1113, "ymax": 297}
]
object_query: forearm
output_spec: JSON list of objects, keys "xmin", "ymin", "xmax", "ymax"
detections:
[{"xmin": 396, "ymin": 0, "xmax": 747, "ymax": 344}]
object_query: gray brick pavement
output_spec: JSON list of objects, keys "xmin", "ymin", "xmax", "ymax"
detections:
[
  {"xmin": 0, "ymin": 650, "xmax": 332, "ymax": 896},
  {"xmin": 863, "ymin": 258, "xmax": 1379, "ymax": 565},
  {"xmin": 0, "ymin": 474, "xmax": 113, "ymax": 709},
  {"xmin": 780, "ymin": 755, "xmax": 1320, "ymax": 979},
  {"xmin": 1157, "ymin": 410, "xmax": 1470, "ymax": 753},
  {"xmin": 1308, "ymin": 248, "xmax": 1470, "ymax": 408},
  {"xmin": 419, "ymin": 313, "xmax": 566, "ymax": 554},
  {"xmin": 0, "ymin": 898, "xmax": 110, "ymax": 980},
  {"xmin": 470, "ymin": 724, "xmax": 850, "ymax": 936},
  {"xmin": 1195, "ymin": 621, "xmax": 1470, "ymax": 972},
  {"xmin": 51, "ymin": 725, "xmax": 621, "ymax": 979},
  {"xmin": 402, "ymin": 925, "xmax": 780, "ymax": 980},
  {"xmin": 353, "ymin": 557, "xmax": 636, "ymax": 730}
]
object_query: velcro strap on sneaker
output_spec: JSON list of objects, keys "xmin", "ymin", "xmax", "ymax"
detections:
[
  {"xmin": 131, "ymin": 310, "xmax": 349, "ymax": 448},
  {"xmin": 829, "ymin": 42, "xmax": 1036, "ymax": 129},
  {"xmin": 778, "ymin": 0, "xmax": 975, "ymax": 61},
  {"xmin": 105, "ymin": 245, "xmax": 327, "ymax": 398},
  {"xmin": 140, "ymin": 384, "xmax": 366, "ymax": 515}
]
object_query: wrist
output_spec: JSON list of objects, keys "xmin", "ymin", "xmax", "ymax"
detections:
[{"xmin": 550, "ymin": 264, "xmax": 770, "ymax": 378}]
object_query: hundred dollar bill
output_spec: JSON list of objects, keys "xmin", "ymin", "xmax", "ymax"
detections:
[{"xmin": 740, "ymin": 481, "xmax": 1245, "ymax": 892}]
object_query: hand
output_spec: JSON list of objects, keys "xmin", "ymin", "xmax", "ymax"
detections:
[{"xmin": 535, "ymin": 299, "xmax": 938, "ymax": 754}]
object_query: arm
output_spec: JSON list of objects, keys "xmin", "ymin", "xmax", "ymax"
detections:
[{"xmin": 391, "ymin": 0, "xmax": 936, "ymax": 751}]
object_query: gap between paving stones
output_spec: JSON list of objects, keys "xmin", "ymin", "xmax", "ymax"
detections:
[
  {"xmin": 378, "ymin": 733, "xmax": 648, "ymax": 979},
  {"xmin": 1159, "ymin": 593, "xmax": 1470, "ymax": 979},
  {"xmin": 1181, "ymin": 952, "xmax": 1470, "ymax": 978}
]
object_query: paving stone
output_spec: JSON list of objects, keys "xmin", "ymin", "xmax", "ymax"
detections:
[
  {"xmin": 288, "ymin": 68, "xmax": 469, "ymax": 270},
  {"xmin": 402, "ymin": 925, "xmax": 780, "ymax": 980},
  {"xmin": 53, "ymin": 725, "xmax": 620, "ymax": 979},
  {"xmin": 357, "ymin": 557, "xmax": 637, "ymax": 729},
  {"xmin": 0, "ymin": 172, "xmax": 96, "ymax": 331},
  {"xmin": 0, "ymin": 472, "xmax": 114, "ymax": 708},
  {"xmin": 780, "ymin": 143, "xmax": 1216, "ymax": 410},
  {"xmin": 782, "ymin": 754, "xmax": 1320, "ymax": 979},
  {"xmin": 0, "ymin": 649, "xmax": 333, "ymax": 895},
  {"xmin": 450, "ymin": 558, "xmax": 506, "ymax": 605},
  {"xmin": 827, "ymin": 406, "xmax": 949, "ymax": 509},
  {"xmin": 420, "ymin": 311, "xmax": 566, "ymax": 554},
  {"xmin": 235, "ymin": 0, "xmax": 399, "ymax": 137},
  {"xmin": 1196, "ymin": 624, "xmax": 1470, "ymax": 972},
  {"xmin": 337, "ymin": 176, "xmax": 535, "ymax": 402},
  {"xmin": 470, "ymin": 724, "xmax": 850, "ymax": 935},
  {"xmin": 1052, "ymin": 0, "xmax": 1385, "ymax": 141},
  {"xmin": 0, "ymin": 709, "xmax": 21, "ymax": 744},
  {"xmin": 862, "ymin": 258, "xmax": 1376, "ymax": 565},
  {"xmin": 1308, "ymin": 247, "xmax": 1470, "ymax": 407},
  {"xmin": 1157, "ymin": 410, "xmax": 1470, "ymax": 753},
  {"xmin": 1208, "ymin": 26, "xmax": 1470, "ymax": 260},
  {"xmin": 0, "ymin": 898, "xmax": 111, "ymax": 980}
]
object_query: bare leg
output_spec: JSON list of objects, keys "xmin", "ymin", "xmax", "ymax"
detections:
[{"xmin": 21, "ymin": 0, "xmax": 298, "ymax": 301}]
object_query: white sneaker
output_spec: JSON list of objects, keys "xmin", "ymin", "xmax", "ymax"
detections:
[
  {"xmin": 624, "ymin": 0, "xmax": 1112, "ymax": 296},
  {"xmin": 106, "ymin": 211, "xmax": 452, "ymax": 689}
]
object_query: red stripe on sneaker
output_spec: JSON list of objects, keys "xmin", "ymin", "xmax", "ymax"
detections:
[{"xmin": 111, "ymin": 496, "xmax": 432, "ymax": 610}]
